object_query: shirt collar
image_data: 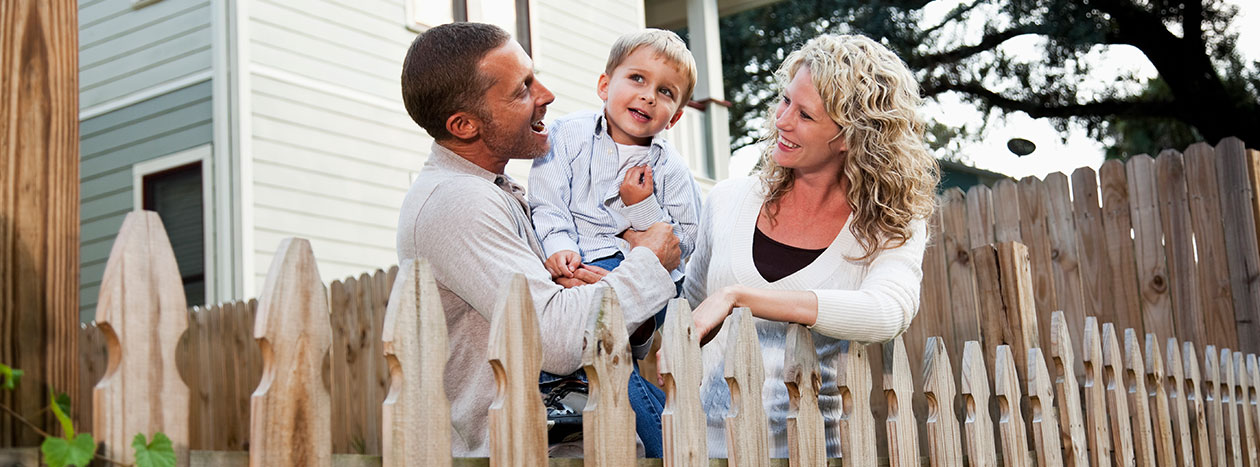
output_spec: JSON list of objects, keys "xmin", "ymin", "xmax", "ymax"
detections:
[
  {"xmin": 594, "ymin": 109, "xmax": 669, "ymax": 152},
  {"xmin": 428, "ymin": 142, "xmax": 499, "ymax": 183}
]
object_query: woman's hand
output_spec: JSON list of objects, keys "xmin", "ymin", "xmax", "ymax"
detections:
[{"xmin": 693, "ymin": 286, "xmax": 741, "ymax": 345}]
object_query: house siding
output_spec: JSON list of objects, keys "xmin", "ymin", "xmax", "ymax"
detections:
[
  {"xmin": 79, "ymin": 81, "xmax": 214, "ymax": 321},
  {"xmin": 80, "ymin": 0, "xmax": 213, "ymax": 111}
]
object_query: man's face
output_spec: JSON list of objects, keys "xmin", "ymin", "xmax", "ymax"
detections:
[{"xmin": 476, "ymin": 41, "xmax": 555, "ymax": 160}]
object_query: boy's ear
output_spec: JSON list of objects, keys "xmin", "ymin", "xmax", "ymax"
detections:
[
  {"xmin": 596, "ymin": 73, "xmax": 611, "ymax": 101},
  {"xmin": 445, "ymin": 111, "xmax": 480, "ymax": 140},
  {"xmin": 665, "ymin": 108, "xmax": 685, "ymax": 129}
]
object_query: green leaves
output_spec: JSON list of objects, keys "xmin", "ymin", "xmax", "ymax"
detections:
[
  {"xmin": 133, "ymin": 432, "xmax": 177, "ymax": 467},
  {"xmin": 0, "ymin": 363, "xmax": 21, "ymax": 390},
  {"xmin": 49, "ymin": 388, "xmax": 75, "ymax": 438},
  {"xmin": 41, "ymin": 433, "xmax": 96, "ymax": 467}
]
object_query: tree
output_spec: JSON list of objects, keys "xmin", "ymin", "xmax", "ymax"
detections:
[{"xmin": 710, "ymin": 0, "xmax": 1260, "ymax": 158}]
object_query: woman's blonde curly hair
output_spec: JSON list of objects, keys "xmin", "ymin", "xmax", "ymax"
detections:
[{"xmin": 757, "ymin": 34, "xmax": 939, "ymax": 261}]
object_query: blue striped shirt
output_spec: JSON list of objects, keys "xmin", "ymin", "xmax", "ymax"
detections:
[{"xmin": 528, "ymin": 110, "xmax": 702, "ymax": 280}]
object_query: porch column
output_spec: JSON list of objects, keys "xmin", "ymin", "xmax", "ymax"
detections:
[{"xmin": 686, "ymin": 0, "xmax": 731, "ymax": 181}]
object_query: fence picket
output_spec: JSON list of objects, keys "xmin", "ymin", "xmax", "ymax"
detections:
[
  {"xmin": 943, "ymin": 188, "xmax": 980, "ymax": 349},
  {"xmin": 1124, "ymin": 329, "xmax": 1157, "ymax": 466},
  {"xmin": 1082, "ymin": 317, "xmax": 1114, "ymax": 467},
  {"xmin": 968, "ymin": 184, "xmax": 996, "ymax": 249},
  {"xmin": 1215, "ymin": 138, "xmax": 1260, "ymax": 354},
  {"xmin": 1102, "ymin": 323, "xmax": 1137, "ymax": 466},
  {"xmin": 884, "ymin": 336, "xmax": 919, "ymax": 467},
  {"xmin": 1206, "ymin": 346, "xmax": 1229, "ymax": 465},
  {"xmin": 92, "ymin": 211, "xmax": 191, "ymax": 465},
  {"xmin": 961, "ymin": 342, "xmax": 998, "ymax": 467},
  {"xmin": 784, "ymin": 324, "xmax": 825, "ymax": 466},
  {"xmin": 974, "ymin": 242, "xmax": 1040, "ymax": 380},
  {"xmin": 837, "ymin": 340, "xmax": 878, "ymax": 464},
  {"xmin": 1027, "ymin": 348, "xmax": 1063, "ymax": 467},
  {"xmin": 485, "ymin": 274, "xmax": 546, "ymax": 465},
  {"xmin": 380, "ymin": 259, "xmax": 450, "ymax": 467},
  {"xmin": 923, "ymin": 337, "xmax": 962, "ymax": 466},
  {"xmin": 1223, "ymin": 348, "xmax": 1244, "ymax": 467},
  {"xmin": 1099, "ymin": 160, "xmax": 1144, "ymax": 335},
  {"xmin": 185, "ymin": 307, "xmax": 210, "ymax": 449},
  {"xmin": 250, "ymin": 238, "xmax": 332, "ymax": 466},
  {"xmin": 1144, "ymin": 333, "xmax": 1177, "ymax": 466},
  {"xmin": 1126, "ymin": 155, "xmax": 1175, "ymax": 340},
  {"xmin": 1247, "ymin": 355, "xmax": 1260, "ymax": 464},
  {"xmin": 919, "ymin": 206, "xmax": 951, "ymax": 351},
  {"xmin": 724, "ymin": 308, "xmax": 771, "ymax": 466},
  {"xmin": 1185, "ymin": 143, "xmax": 1240, "ymax": 350},
  {"xmin": 329, "ymin": 278, "xmax": 354, "ymax": 454},
  {"xmin": 660, "ymin": 298, "xmax": 708, "ymax": 466},
  {"xmin": 1185, "ymin": 343, "xmax": 1215, "ymax": 466},
  {"xmin": 1071, "ymin": 167, "xmax": 1111, "ymax": 323},
  {"xmin": 581, "ymin": 287, "xmax": 636, "ymax": 466},
  {"xmin": 1049, "ymin": 311, "xmax": 1089, "ymax": 467},
  {"xmin": 1165, "ymin": 338, "xmax": 1195, "ymax": 467},
  {"xmin": 1044, "ymin": 173, "xmax": 1087, "ymax": 353},
  {"xmin": 1017, "ymin": 176, "xmax": 1060, "ymax": 322},
  {"xmin": 1156, "ymin": 150, "xmax": 1207, "ymax": 347},
  {"xmin": 1233, "ymin": 352, "xmax": 1258, "ymax": 466},
  {"xmin": 995, "ymin": 345, "xmax": 1030, "ymax": 467},
  {"xmin": 993, "ymin": 179, "xmax": 1022, "ymax": 244}
]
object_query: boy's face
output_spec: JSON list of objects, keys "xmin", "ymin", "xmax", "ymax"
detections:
[{"xmin": 597, "ymin": 47, "xmax": 688, "ymax": 146}]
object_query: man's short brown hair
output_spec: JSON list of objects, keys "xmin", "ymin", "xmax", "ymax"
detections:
[{"xmin": 401, "ymin": 22, "xmax": 511, "ymax": 141}]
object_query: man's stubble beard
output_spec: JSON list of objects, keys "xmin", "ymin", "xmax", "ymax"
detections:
[{"xmin": 482, "ymin": 113, "xmax": 550, "ymax": 161}]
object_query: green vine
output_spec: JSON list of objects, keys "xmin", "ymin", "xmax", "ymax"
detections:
[{"xmin": 0, "ymin": 363, "xmax": 175, "ymax": 467}]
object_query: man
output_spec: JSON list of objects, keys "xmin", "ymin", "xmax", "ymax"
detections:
[{"xmin": 397, "ymin": 22, "xmax": 681, "ymax": 456}]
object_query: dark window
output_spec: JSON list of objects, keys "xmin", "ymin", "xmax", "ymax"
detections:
[{"xmin": 142, "ymin": 162, "xmax": 205, "ymax": 306}]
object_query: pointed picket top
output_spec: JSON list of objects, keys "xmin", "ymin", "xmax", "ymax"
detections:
[
  {"xmin": 1048, "ymin": 312, "xmax": 1088, "ymax": 467},
  {"xmin": 1122, "ymin": 329, "xmax": 1156, "ymax": 466},
  {"xmin": 1221, "ymin": 348, "xmax": 1243, "ymax": 467},
  {"xmin": 1204, "ymin": 345, "xmax": 1228, "ymax": 465},
  {"xmin": 92, "ymin": 211, "xmax": 191, "ymax": 465},
  {"xmin": 660, "ymin": 298, "xmax": 708, "ymax": 467},
  {"xmin": 922, "ymin": 337, "xmax": 963, "ymax": 466},
  {"xmin": 250, "ymin": 238, "xmax": 332, "ymax": 467},
  {"xmin": 723, "ymin": 307, "xmax": 770, "ymax": 466},
  {"xmin": 1101, "ymin": 323, "xmax": 1137, "ymax": 466},
  {"xmin": 380, "ymin": 258, "xmax": 449, "ymax": 467},
  {"xmin": 960, "ymin": 341, "xmax": 997, "ymax": 467},
  {"xmin": 883, "ymin": 336, "xmax": 919, "ymax": 467},
  {"xmin": 485, "ymin": 274, "xmax": 546, "ymax": 465},
  {"xmin": 1233, "ymin": 352, "xmax": 1258, "ymax": 467},
  {"xmin": 1143, "ymin": 333, "xmax": 1175, "ymax": 467},
  {"xmin": 1183, "ymin": 343, "xmax": 1213, "ymax": 466},
  {"xmin": 581, "ymin": 287, "xmax": 635, "ymax": 466},
  {"xmin": 1247, "ymin": 354, "xmax": 1260, "ymax": 465},
  {"xmin": 836, "ymin": 340, "xmax": 877, "ymax": 464},
  {"xmin": 783, "ymin": 324, "xmax": 824, "ymax": 467},
  {"xmin": 1163, "ymin": 338, "xmax": 1193, "ymax": 467},
  {"xmin": 994, "ymin": 345, "xmax": 1030, "ymax": 467},
  {"xmin": 1081, "ymin": 317, "xmax": 1113, "ymax": 467},
  {"xmin": 1027, "ymin": 348, "xmax": 1063, "ymax": 467}
]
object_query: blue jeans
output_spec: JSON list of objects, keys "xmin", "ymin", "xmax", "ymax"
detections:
[{"xmin": 539, "ymin": 252, "xmax": 676, "ymax": 457}]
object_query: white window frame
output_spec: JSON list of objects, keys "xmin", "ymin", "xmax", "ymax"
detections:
[
  {"xmin": 404, "ymin": 0, "xmax": 533, "ymax": 55},
  {"xmin": 405, "ymin": 0, "xmax": 457, "ymax": 33},
  {"xmin": 132, "ymin": 144, "xmax": 216, "ymax": 306}
]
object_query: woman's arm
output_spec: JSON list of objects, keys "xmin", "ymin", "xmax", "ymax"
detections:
[{"xmin": 692, "ymin": 285, "xmax": 818, "ymax": 343}]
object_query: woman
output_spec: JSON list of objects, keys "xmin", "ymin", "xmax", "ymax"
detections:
[{"xmin": 684, "ymin": 34, "xmax": 938, "ymax": 457}]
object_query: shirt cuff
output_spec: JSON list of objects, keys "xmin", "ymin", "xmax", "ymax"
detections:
[
  {"xmin": 808, "ymin": 289, "xmax": 906, "ymax": 343},
  {"xmin": 630, "ymin": 331, "xmax": 655, "ymax": 360},
  {"xmin": 541, "ymin": 235, "xmax": 581, "ymax": 259},
  {"xmin": 622, "ymin": 194, "xmax": 665, "ymax": 231}
]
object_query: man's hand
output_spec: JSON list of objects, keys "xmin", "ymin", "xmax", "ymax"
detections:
[
  {"xmin": 544, "ymin": 250, "xmax": 583, "ymax": 279},
  {"xmin": 619, "ymin": 165, "xmax": 654, "ymax": 205},
  {"xmin": 622, "ymin": 222, "xmax": 680, "ymax": 271},
  {"xmin": 553, "ymin": 264, "xmax": 609, "ymax": 288}
]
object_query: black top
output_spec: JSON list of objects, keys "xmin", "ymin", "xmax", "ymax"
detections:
[{"xmin": 753, "ymin": 225, "xmax": 827, "ymax": 282}]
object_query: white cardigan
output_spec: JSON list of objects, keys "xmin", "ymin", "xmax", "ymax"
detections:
[{"xmin": 683, "ymin": 176, "xmax": 927, "ymax": 458}]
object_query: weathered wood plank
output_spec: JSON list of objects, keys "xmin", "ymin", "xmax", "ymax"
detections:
[
  {"xmin": 1043, "ymin": 173, "xmax": 1087, "ymax": 356},
  {"xmin": 943, "ymin": 188, "xmax": 980, "ymax": 348},
  {"xmin": 329, "ymin": 277, "xmax": 355, "ymax": 454},
  {"xmin": 1156, "ymin": 150, "xmax": 1206, "ymax": 346},
  {"xmin": 1247, "ymin": 354, "xmax": 1260, "ymax": 466},
  {"xmin": 994, "ymin": 345, "xmax": 1030, "ymax": 467},
  {"xmin": 1099, "ymin": 159, "xmax": 1144, "ymax": 335},
  {"xmin": 1144, "ymin": 333, "xmax": 1176, "ymax": 466},
  {"xmin": 725, "ymin": 308, "xmax": 771, "ymax": 466},
  {"xmin": 973, "ymin": 242, "xmax": 1040, "ymax": 380},
  {"xmin": 381, "ymin": 259, "xmax": 450, "ymax": 467},
  {"xmin": 1184, "ymin": 343, "xmax": 1214, "ymax": 467},
  {"xmin": 660, "ymin": 299, "xmax": 708, "ymax": 466},
  {"xmin": 1206, "ymin": 346, "xmax": 1228, "ymax": 465},
  {"xmin": 1124, "ymin": 329, "xmax": 1157, "ymax": 466},
  {"xmin": 1126, "ymin": 155, "xmax": 1174, "ymax": 340},
  {"xmin": 486, "ymin": 274, "xmax": 546, "ymax": 466},
  {"xmin": 1164, "ymin": 338, "xmax": 1195, "ymax": 467},
  {"xmin": 992, "ymin": 179, "xmax": 1022, "ymax": 245},
  {"xmin": 784, "ymin": 325, "xmax": 824, "ymax": 467},
  {"xmin": 250, "ymin": 238, "xmax": 332, "ymax": 467},
  {"xmin": 1102, "ymin": 323, "xmax": 1137, "ymax": 467},
  {"xmin": 1016, "ymin": 176, "xmax": 1059, "ymax": 321},
  {"xmin": 1233, "ymin": 352, "xmax": 1258, "ymax": 467},
  {"xmin": 1071, "ymin": 167, "xmax": 1112, "ymax": 324},
  {"xmin": 1216, "ymin": 138, "xmax": 1260, "ymax": 354},
  {"xmin": 961, "ymin": 341, "xmax": 998, "ymax": 467},
  {"xmin": 837, "ymin": 340, "xmax": 878, "ymax": 464},
  {"xmin": 92, "ymin": 212, "xmax": 190, "ymax": 465},
  {"xmin": 1222, "ymin": 348, "xmax": 1243, "ymax": 467},
  {"xmin": 1049, "ymin": 312, "xmax": 1088, "ymax": 467},
  {"xmin": 1027, "ymin": 348, "xmax": 1063, "ymax": 467},
  {"xmin": 922, "ymin": 337, "xmax": 962, "ymax": 467},
  {"xmin": 1081, "ymin": 317, "xmax": 1113, "ymax": 467},
  {"xmin": 884, "ymin": 336, "xmax": 919, "ymax": 467},
  {"xmin": 967, "ymin": 184, "xmax": 996, "ymax": 248},
  {"xmin": 1184, "ymin": 143, "xmax": 1239, "ymax": 350}
]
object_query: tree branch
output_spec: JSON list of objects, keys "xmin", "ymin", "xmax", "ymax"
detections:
[
  {"xmin": 907, "ymin": 25, "xmax": 1042, "ymax": 67},
  {"xmin": 922, "ymin": 79, "xmax": 1176, "ymax": 119},
  {"xmin": 919, "ymin": 0, "xmax": 983, "ymax": 36}
]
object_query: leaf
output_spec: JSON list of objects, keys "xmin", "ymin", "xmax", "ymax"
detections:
[
  {"xmin": 54, "ymin": 391, "xmax": 72, "ymax": 419},
  {"xmin": 133, "ymin": 432, "xmax": 177, "ymax": 467},
  {"xmin": 0, "ymin": 363, "xmax": 21, "ymax": 390},
  {"xmin": 48, "ymin": 387, "xmax": 75, "ymax": 438},
  {"xmin": 41, "ymin": 433, "xmax": 96, "ymax": 467}
]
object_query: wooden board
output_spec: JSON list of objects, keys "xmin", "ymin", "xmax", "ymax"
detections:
[
  {"xmin": 992, "ymin": 179, "xmax": 1022, "ymax": 244},
  {"xmin": 942, "ymin": 188, "xmax": 980, "ymax": 347},
  {"xmin": 724, "ymin": 308, "xmax": 771, "ymax": 466},
  {"xmin": 1016, "ymin": 176, "xmax": 1059, "ymax": 320},
  {"xmin": 1155, "ymin": 150, "xmax": 1206, "ymax": 347},
  {"xmin": 1184, "ymin": 143, "xmax": 1239, "ymax": 350},
  {"xmin": 1123, "ymin": 329, "xmax": 1156, "ymax": 466},
  {"xmin": 836, "ymin": 340, "xmax": 877, "ymax": 464},
  {"xmin": 960, "ymin": 342, "xmax": 997, "ymax": 467},
  {"xmin": 250, "ymin": 238, "xmax": 332, "ymax": 466},
  {"xmin": 380, "ymin": 259, "xmax": 451, "ymax": 467},
  {"xmin": 1232, "ymin": 352, "xmax": 1258, "ymax": 467},
  {"xmin": 1183, "ymin": 343, "xmax": 1213, "ymax": 466},
  {"xmin": 883, "ymin": 336, "xmax": 919, "ymax": 467},
  {"xmin": 973, "ymin": 242, "xmax": 1040, "ymax": 380},
  {"xmin": 1102, "ymin": 323, "xmax": 1136, "ymax": 466},
  {"xmin": 92, "ymin": 212, "xmax": 190, "ymax": 465},
  {"xmin": 1163, "ymin": 338, "xmax": 1195, "ymax": 467},
  {"xmin": 1221, "ymin": 348, "xmax": 1243, "ymax": 467},
  {"xmin": 1026, "ymin": 348, "xmax": 1063, "ymax": 467},
  {"xmin": 486, "ymin": 274, "xmax": 546, "ymax": 466},
  {"xmin": 1042, "ymin": 173, "xmax": 1087, "ymax": 355},
  {"xmin": 1143, "ymin": 333, "xmax": 1176, "ymax": 466},
  {"xmin": 1215, "ymin": 138, "xmax": 1260, "ymax": 354},
  {"xmin": 784, "ymin": 325, "xmax": 824, "ymax": 467},
  {"xmin": 1099, "ymin": 160, "xmax": 1144, "ymax": 335},
  {"xmin": 921, "ymin": 337, "xmax": 962, "ymax": 467},
  {"xmin": 1126, "ymin": 155, "xmax": 1174, "ymax": 340},
  {"xmin": 994, "ymin": 345, "xmax": 1030, "ymax": 467},
  {"xmin": 1247, "ymin": 355, "xmax": 1260, "ymax": 466},
  {"xmin": 1070, "ymin": 167, "xmax": 1112, "ymax": 323},
  {"xmin": 1082, "ymin": 318, "xmax": 1114, "ymax": 467},
  {"xmin": 1049, "ymin": 312, "xmax": 1088, "ymax": 467},
  {"xmin": 660, "ymin": 299, "xmax": 708, "ymax": 466},
  {"xmin": 1205, "ymin": 346, "xmax": 1228, "ymax": 465},
  {"xmin": 967, "ymin": 184, "xmax": 996, "ymax": 248}
]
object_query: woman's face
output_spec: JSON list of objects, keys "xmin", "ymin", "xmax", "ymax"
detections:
[{"xmin": 771, "ymin": 67, "xmax": 847, "ymax": 176}]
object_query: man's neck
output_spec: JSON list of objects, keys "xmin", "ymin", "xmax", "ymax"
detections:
[{"xmin": 438, "ymin": 139, "xmax": 507, "ymax": 174}]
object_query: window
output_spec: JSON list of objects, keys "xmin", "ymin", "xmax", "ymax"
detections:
[
  {"xmin": 133, "ymin": 145, "xmax": 214, "ymax": 307},
  {"xmin": 406, "ymin": 0, "xmax": 532, "ymax": 54}
]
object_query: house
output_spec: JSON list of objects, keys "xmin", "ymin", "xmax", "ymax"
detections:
[{"xmin": 77, "ymin": 0, "xmax": 777, "ymax": 321}]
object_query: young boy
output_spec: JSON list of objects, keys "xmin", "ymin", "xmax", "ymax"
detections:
[{"xmin": 527, "ymin": 29, "xmax": 703, "ymax": 456}]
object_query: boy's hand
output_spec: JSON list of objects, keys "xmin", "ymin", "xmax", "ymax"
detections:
[
  {"xmin": 544, "ymin": 250, "xmax": 582, "ymax": 279},
  {"xmin": 619, "ymin": 165, "xmax": 654, "ymax": 205}
]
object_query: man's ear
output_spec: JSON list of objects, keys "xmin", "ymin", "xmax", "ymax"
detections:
[
  {"xmin": 665, "ymin": 108, "xmax": 685, "ymax": 129},
  {"xmin": 596, "ymin": 73, "xmax": 611, "ymax": 102},
  {"xmin": 445, "ymin": 111, "xmax": 479, "ymax": 140}
]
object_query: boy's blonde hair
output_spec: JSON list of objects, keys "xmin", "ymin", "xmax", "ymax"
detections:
[{"xmin": 604, "ymin": 29, "xmax": 698, "ymax": 106}]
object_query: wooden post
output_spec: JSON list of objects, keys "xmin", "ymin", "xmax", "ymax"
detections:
[
  {"xmin": 994, "ymin": 345, "xmax": 1030, "ymax": 467},
  {"xmin": 1163, "ymin": 337, "xmax": 1194, "ymax": 467},
  {"xmin": 1215, "ymin": 138, "xmax": 1260, "ymax": 354},
  {"xmin": 1221, "ymin": 348, "xmax": 1243, "ymax": 467},
  {"xmin": 660, "ymin": 298, "xmax": 707, "ymax": 467},
  {"xmin": 1027, "ymin": 348, "xmax": 1063, "ymax": 467},
  {"xmin": 1233, "ymin": 352, "xmax": 1258, "ymax": 466},
  {"xmin": 380, "ymin": 259, "xmax": 450, "ymax": 467},
  {"xmin": 1081, "ymin": 317, "xmax": 1114, "ymax": 467},
  {"xmin": 960, "ymin": 341, "xmax": 997, "ymax": 467},
  {"xmin": 91, "ymin": 212, "xmax": 190, "ymax": 464},
  {"xmin": 0, "ymin": 0, "xmax": 79, "ymax": 446},
  {"xmin": 723, "ymin": 308, "xmax": 770, "ymax": 466},
  {"xmin": 922, "ymin": 337, "xmax": 962, "ymax": 466},
  {"xmin": 1123, "ymin": 329, "xmax": 1156, "ymax": 466},
  {"xmin": 486, "ymin": 274, "xmax": 546, "ymax": 466},
  {"xmin": 1102, "ymin": 323, "xmax": 1136, "ymax": 467},
  {"xmin": 837, "ymin": 340, "xmax": 877, "ymax": 464},
  {"xmin": 249, "ymin": 238, "xmax": 332, "ymax": 466},
  {"xmin": 1049, "ymin": 312, "xmax": 1088, "ymax": 467},
  {"xmin": 1205, "ymin": 346, "xmax": 1228, "ymax": 465},
  {"xmin": 784, "ymin": 324, "xmax": 824, "ymax": 467},
  {"xmin": 1184, "ymin": 343, "xmax": 1213, "ymax": 467},
  {"xmin": 580, "ymin": 287, "xmax": 635, "ymax": 466},
  {"xmin": 1143, "ymin": 333, "xmax": 1176, "ymax": 466},
  {"xmin": 883, "ymin": 336, "xmax": 919, "ymax": 467}
]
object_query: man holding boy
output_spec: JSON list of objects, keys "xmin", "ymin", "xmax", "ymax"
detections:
[{"xmin": 396, "ymin": 22, "xmax": 681, "ymax": 456}]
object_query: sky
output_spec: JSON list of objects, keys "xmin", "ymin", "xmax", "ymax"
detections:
[{"xmin": 730, "ymin": 0, "xmax": 1259, "ymax": 180}]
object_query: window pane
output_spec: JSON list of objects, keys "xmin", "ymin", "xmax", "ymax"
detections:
[{"xmin": 143, "ymin": 163, "xmax": 205, "ymax": 306}]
